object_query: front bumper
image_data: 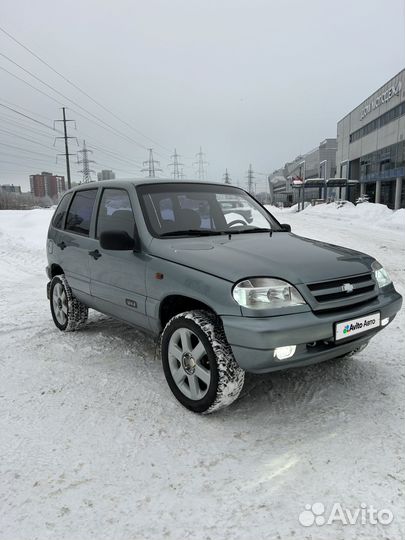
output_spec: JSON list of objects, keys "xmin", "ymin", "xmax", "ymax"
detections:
[{"xmin": 221, "ymin": 287, "xmax": 402, "ymax": 373}]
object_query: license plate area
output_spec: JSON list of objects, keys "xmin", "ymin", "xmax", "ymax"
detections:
[{"xmin": 335, "ymin": 312, "xmax": 380, "ymax": 341}]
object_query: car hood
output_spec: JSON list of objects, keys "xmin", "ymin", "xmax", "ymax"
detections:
[{"xmin": 149, "ymin": 233, "xmax": 375, "ymax": 284}]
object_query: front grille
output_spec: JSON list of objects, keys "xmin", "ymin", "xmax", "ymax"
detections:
[{"xmin": 305, "ymin": 273, "xmax": 378, "ymax": 311}]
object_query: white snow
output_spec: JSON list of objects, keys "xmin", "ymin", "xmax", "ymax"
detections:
[
  {"xmin": 267, "ymin": 201, "xmax": 405, "ymax": 232},
  {"xmin": 0, "ymin": 206, "xmax": 404, "ymax": 540}
]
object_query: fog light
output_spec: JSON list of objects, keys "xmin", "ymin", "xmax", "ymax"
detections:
[
  {"xmin": 381, "ymin": 317, "xmax": 390, "ymax": 327},
  {"xmin": 274, "ymin": 345, "xmax": 296, "ymax": 360}
]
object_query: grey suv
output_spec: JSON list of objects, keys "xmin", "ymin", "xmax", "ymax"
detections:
[{"xmin": 46, "ymin": 180, "xmax": 402, "ymax": 413}]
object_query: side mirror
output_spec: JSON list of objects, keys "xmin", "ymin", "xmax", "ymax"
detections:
[
  {"xmin": 280, "ymin": 223, "xmax": 291, "ymax": 232},
  {"xmin": 100, "ymin": 230, "xmax": 139, "ymax": 251}
]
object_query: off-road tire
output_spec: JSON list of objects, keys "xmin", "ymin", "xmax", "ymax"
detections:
[
  {"xmin": 49, "ymin": 274, "xmax": 88, "ymax": 332},
  {"xmin": 161, "ymin": 310, "xmax": 245, "ymax": 414}
]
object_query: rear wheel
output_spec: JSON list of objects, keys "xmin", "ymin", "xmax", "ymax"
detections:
[
  {"xmin": 161, "ymin": 310, "xmax": 245, "ymax": 414},
  {"xmin": 50, "ymin": 274, "xmax": 88, "ymax": 332}
]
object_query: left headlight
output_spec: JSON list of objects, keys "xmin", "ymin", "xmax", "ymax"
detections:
[
  {"xmin": 232, "ymin": 278, "xmax": 306, "ymax": 309},
  {"xmin": 372, "ymin": 261, "xmax": 392, "ymax": 289}
]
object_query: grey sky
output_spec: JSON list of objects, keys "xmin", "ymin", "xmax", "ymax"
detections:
[{"xmin": 1, "ymin": 0, "xmax": 405, "ymax": 191}]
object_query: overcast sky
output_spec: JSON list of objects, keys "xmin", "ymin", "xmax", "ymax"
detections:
[{"xmin": 1, "ymin": 0, "xmax": 405, "ymax": 191}]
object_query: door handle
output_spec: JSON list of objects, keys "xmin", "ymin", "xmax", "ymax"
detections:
[
  {"xmin": 57, "ymin": 241, "xmax": 67, "ymax": 250},
  {"xmin": 89, "ymin": 249, "xmax": 102, "ymax": 260}
]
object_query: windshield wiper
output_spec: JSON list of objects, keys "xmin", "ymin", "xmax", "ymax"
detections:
[
  {"xmin": 160, "ymin": 229, "xmax": 223, "ymax": 237},
  {"xmin": 223, "ymin": 227, "xmax": 272, "ymax": 234}
]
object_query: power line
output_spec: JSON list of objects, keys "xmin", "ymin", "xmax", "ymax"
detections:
[
  {"xmin": 0, "ymin": 101, "xmax": 143, "ymax": 173},
  {"xmin": 0, "ymin": 51, "xmax": 155, "ymax": 152},
  {"xmin": 0, "ymin": 63, "xmax": 160, "ymax": 166},
  {"xmin": 86, "ymin": 143, "xmax": 143, "ymax": 168},
  {"xmin": 0, "ymin": 127, "xmax": 59, "ymax": 151},
  {"xmin": 0, "ymin": 141, "xmax": 56, "ymax": 158},
  {"xmin": 0, "ymin": 64, "xmax": 64, "ymax": 106},
  {"xmin": 0, "ymin": 25, "xmax": 171, "ymax": 155},
  {"xmin": 0, "ymin": 97, "xmax": 54, "ymax": 121},
  {"xmin": 0, "ymin": 102, "xmax": 58, "ymax": 132},
  {"xmin": 0, "ymin": 113, "xmax": 58, "ymax": 139}
]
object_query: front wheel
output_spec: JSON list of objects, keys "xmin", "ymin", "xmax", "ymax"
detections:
[
  {"xmin": 161, "ymin": 310, "xmax": 245, "ymax": 414},
  {"xmin": 49, "ymin": 274, "xmax": 88, "ymax": 332}
]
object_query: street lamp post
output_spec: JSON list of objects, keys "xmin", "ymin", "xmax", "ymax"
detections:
[
  {"xmin": 340, "ymin": 159, "xmax": 349, "ymax": 200},
  {"xmin": 298, "ymin": 160, "xmax": 306, "ymax": 212},
  {"xmin": 320, "ymin": 159, "xmax": 327, "ymax": 200}
]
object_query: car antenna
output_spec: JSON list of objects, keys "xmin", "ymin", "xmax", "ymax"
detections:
[
  {"xmin": 228, "ymin": 232, "xmax": 232, "ymax": 240},
  {"xmin": 269, "ymin": 229, "xmax": 273, "ymax": 238}
]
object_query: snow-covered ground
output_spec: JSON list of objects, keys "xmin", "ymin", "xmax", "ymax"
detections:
[{"xmin": 0, "ymin": 205, "xmax": 404, "ymax": 540}]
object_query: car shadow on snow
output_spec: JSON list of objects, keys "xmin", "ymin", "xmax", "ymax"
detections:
[
  {"xmin": 228, "ymin": 350, "xmax": 391, "ymax": 421},
  {"xmin": 76, "ymin": 314, "xmax": 393, "ymax": 422}
]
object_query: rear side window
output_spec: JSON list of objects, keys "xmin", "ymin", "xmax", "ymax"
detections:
[
  {"xmin": 96, "ymin": 188, "xmax": 135, "ymax": 239},
  {"xmin": 65, "ymin": 190, "xmax": 98, "ymax": 236},
  {"xmin": 52, "ymin": 193, "xmax": 72, "ymax": 229}
]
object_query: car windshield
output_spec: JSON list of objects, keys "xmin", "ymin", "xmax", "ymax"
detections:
[{"xmin": 137, "ymin": 183, "xmax": 281, "ymax": 237}]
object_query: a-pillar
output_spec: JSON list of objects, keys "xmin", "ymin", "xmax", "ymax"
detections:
[
  {"xmin": 375, "ymin": 180, "xmax": 381, "ymax": 204},
  {"xmin": 395, "ymin": 177, "xmax": 403, "ymax": 210}
]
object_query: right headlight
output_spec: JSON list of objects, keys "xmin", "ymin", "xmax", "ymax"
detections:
[
  {"xmin": 232, "ymin": 278, "xmax": 306, "ymax": 309},
  {"xmin": 372, "ymin": 261, "xmax": 392, "ymax": 289}
]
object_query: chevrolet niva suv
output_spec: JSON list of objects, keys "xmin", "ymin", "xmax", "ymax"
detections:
[{"xmin": 46, "ymin": 180, "xmax": 402, "ymax": 413}]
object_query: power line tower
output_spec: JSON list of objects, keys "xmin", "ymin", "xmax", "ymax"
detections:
[
  {"xmin": 168, "ymin": 148, "xmax": 183, "ymax": 180},
  {"xmin": 54, "ymin": 107, "xmax": 77, "ymax": 189},
  {"xmin": 194, "ymin": 146, "xmax": 208, "ymax": 180},
  {"xmin": 141, "ymin": 148, "xmax": 162, "ymax": 178},
  {"xmin": 77, "ymin": 140, "xmax": 96, "ymax": 183},
  {"xmin": 223, "ymin": 168, "xmax": 231, "ymax": 184},
  {"xmin": 246, "ymin": 163, "xmax": 254, "ymax": 193}
]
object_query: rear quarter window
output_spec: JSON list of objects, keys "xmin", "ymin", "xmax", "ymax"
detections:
[{"xmin": 52, "ymin": 193, "xmax": 72, "ymax": 229}]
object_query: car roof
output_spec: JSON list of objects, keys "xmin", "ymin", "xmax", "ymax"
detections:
[{"xmin": 66, "ymin": 178, "xmax": 247, "ymax": 193}]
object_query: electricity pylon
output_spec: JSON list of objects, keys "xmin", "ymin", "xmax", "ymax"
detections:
[
  {"xmin": 168, "ymin": 148, "xmax": 184, "ymax": 180},
  {"xmin": 194, "ymin": 146, "xmax": 208, "ymax": 180},
  {"xmin": 223, "ymin": 168, "xmax": 231, "ymax": 184},
  {"xmin": 141, "ymin": 148, "xmax": 162, "ymax": 178},
  {"xmin": 77, "ymin": 140, "xmax": 95, "ymax": 183}
]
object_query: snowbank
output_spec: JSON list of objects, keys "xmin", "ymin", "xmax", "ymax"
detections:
[
  {"xmin": 267, "ymin": 202, "xmax": 405, "ymax": 231},
  {"xmin": 0, "ymin": 208, "xmax": 53, "ymax": 250}
]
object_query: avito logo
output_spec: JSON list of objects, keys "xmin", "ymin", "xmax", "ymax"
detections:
[
  {"xmin": 343, "ymin": 322, "xmax": 363, "ymax": 335},
  {"xmin": 342, "ymin": 317, "xmax": 377, "ymax": 336}
]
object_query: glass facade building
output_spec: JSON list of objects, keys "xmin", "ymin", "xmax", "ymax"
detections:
[{"xmin": 336, "ymin": 70, "xmax": 405, "ymax": 209}]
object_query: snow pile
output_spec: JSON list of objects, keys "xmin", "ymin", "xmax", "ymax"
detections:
[
  {"xmin": 267, "ymin": 202, "xmax": 405, "ymax": 230},
  {"xmin": 0, "ymin": 208, "xmax": 52, "ymax": 250}
]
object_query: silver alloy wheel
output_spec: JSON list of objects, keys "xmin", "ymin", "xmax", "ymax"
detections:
[
  {"xmin": 52, "ymin": 282, "xmax": 68, "ymax": 325},
  {"xmin": 168, "ymin": 327, "xmax": 211, "ymax": 400}
]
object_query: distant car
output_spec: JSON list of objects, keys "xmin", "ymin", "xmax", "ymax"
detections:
[
  {"xmin": 334, "ymin": 200, "xmax": 353, "ymax": 209},
  {"xmin": 219, "ymin": 199, "xmax": 253, "ymax": 223},
  {"xmin": 356, "ymin": 195, "xmax": 370, "ymax": 204},
  {"xmin": 46, "ymin": 180, "xmax": 402, "ymax": 414},
  {"xmin": 311, "ymin": 199, "xmax": 325, "ymax": 206}
]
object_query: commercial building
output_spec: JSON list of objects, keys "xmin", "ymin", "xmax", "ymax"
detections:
[
  {"xmin": 269, "ymin": 139, "xmax": 337, "ymax": 206},
  {"xmin": 30, "ymin": 172, "xmax": 66, "ymax": 199},
  {"xmin": 336, "ymin": 69, "xmax": 405, "ymax": 209},
  {"xmin": 0, "ymin": 184, "xmax": 22, "ymax": 194},
  {"xmin": 97, "ymin": 169, "xmax": 116, "ymax": 182}
]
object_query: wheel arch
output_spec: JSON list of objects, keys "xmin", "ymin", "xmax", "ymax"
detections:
[
  {"xmin": 50, "ymin": 263, "xmax": 64, "ymax": 278},
  {"xmin": 159, "ymin": 294, "xmax": 217, "ymax": 330}
]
